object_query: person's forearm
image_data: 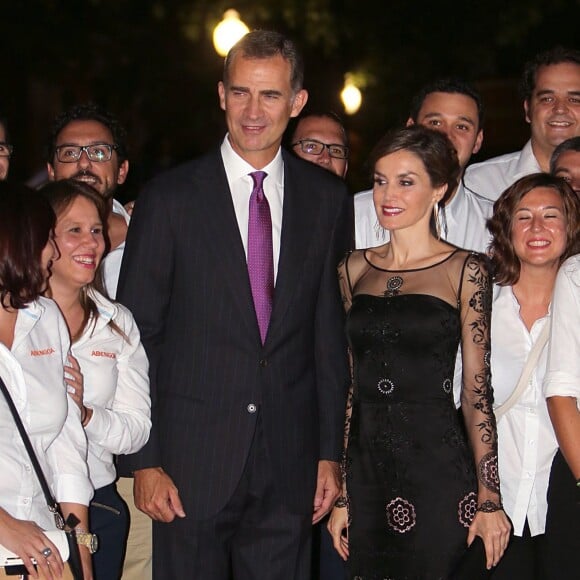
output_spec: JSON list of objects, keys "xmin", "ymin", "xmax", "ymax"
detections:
[{"xmin": 547, "ymin": 396, "xmax": 580, "ymax": 479}]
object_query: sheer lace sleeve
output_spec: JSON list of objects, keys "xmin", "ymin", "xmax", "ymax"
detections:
[
  {"xmin": 336, "ymin": 252, "xmax": 357, "ymax": 503},
  {"xmin": 458, "ymin": 253, "xmax": 502, "ymax": 510},
  {"xmin": 337, "ymin": 251, "xmax": 354, "ymax": 312}
]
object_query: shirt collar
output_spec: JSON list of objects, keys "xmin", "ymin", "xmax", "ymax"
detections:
[
  {"xmin": 515, "ymin": 140, "xmax": 542, "ymax": 177},
  {"xmin": 220, "ymin": 134, "xmax": 284, "ymax": 187}
]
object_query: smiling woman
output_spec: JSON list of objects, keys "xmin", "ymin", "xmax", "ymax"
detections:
[
  {"xmin": 39, "ymin": 179, "xmax": 151, "ymax": 580},
  {"xmin": 328, "ymin": 126, "xmax": 512, "ymax": 579},
  {"xmin": 487, "ymin": 173, "xmax": 580, "ymax": 578}
]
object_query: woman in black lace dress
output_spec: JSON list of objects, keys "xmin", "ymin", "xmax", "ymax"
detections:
[{"xmin": 328, "ymin": 126, "xmax": 511, "ymax": 579}]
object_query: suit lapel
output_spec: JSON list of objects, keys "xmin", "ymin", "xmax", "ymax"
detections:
[
  {"xmin": 197, "ymin": 152, "xmax": 261, "ymax": 343},
  {"xmin": 269, "ymin": 152, "xmax": 320, "ymax": 341}
]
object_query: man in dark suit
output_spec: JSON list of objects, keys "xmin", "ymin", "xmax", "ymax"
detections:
[{"xmin": 117, "ymin": 30, "xmax": 351, "ymax": 579}]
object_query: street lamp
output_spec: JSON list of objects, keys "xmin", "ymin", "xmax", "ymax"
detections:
[
  {"xmin": 213, "ymin": 9, "xmax": 249, "ymax": 57},
  {"xmin": 341, "ymin": 73, "xmax": 362, "ymax": 115}
]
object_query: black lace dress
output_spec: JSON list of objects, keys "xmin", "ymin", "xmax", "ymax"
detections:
[{"xmin": 339, "ymin": 248, "xmax": 499, "ymax": 580}]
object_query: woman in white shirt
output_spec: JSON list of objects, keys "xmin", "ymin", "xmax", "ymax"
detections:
[
  {"xmin": 41, "ymin": 180, "xmax": 151, "ymax": 580},
  {"xmin": 0, "ymin": 184, "xmax": 93, "ymax": 579},
  {"xmin": 542, "ymin": 254, "xmax": 580, "ymax": 579},
  {"xmin": 487, "ymin": 173, "xmax": 580, "ymax": 578}
]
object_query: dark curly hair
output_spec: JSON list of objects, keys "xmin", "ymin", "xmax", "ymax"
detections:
[
  {"xmin": 0, "ymin": 182, "xmax": 56, "ymax": 309},
  {"xmin": 46, "ymin": 102, "xmax": 128, "ymax": 164},
  {"xmin": 520, "ymin": 46, "xmax": 580, "ymax": 103},
  {"xmin": 488, "ymin": 173, "xmax": 580, "ymax": 286}
]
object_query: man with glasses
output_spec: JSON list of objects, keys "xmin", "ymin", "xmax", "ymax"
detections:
[
  {"xmin": 47, "ymin": 103, "xmax": 130, "ymax": 297},
  {"xmin": 290, "ymin": 112, "xmax": 349, "ymax": 178},
  {"xmin": 0, "ymin": 117, "xmax": 13, "ymax": 181},
  {"xmin": 46, "ymin": 103, "xmax": 152, "ymax": 580}
]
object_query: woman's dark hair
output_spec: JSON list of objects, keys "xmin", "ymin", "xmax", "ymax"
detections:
[
  {"xmin": 0, "ymin": 182, "xmax": 56, "ymax": 309},
  {"xmin": 39, "ymin": 179, "xmax": 126, "ymax": 342},
  {"xmin": 488, "ymin": 173, "xmax": 580, "ymax": 286},
  {"xmin": 369, "ymin": 125, "xmax": 461, "ymax": 235}
]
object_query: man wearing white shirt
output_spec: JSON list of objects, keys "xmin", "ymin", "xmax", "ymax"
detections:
[
  {"xmin": 355, "ymin": 78, "xmax": 492, "ymax": 253},
  {"xmin": 465, "ymin": 46, "xmax": 580, "ymax": 201}
]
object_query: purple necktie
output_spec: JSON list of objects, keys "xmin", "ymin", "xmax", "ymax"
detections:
[{"xmin": 247, "ymin": 171, "xmax": 273, "ymax": 344}]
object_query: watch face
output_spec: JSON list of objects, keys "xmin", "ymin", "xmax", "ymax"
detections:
[{"xmin": 91, "ymin": 534, "xmax": 99, "ymax": 553}]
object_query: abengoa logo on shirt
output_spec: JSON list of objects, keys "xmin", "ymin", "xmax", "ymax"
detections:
[
  {"xmin": 91, "ymin": 350, "xmax": 116, "ymax": 359},
  {"xmin": 30, "ymin": 347, "xmax": 56, "ymax": 356}
]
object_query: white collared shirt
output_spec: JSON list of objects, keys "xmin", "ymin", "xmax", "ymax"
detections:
[
  {"xmin": 491, "ymin": 285, "xmax": 557, "ymax": 536},
  {"xmin": 220, "ymin": 135, "xmax": 284, "ymax": 281},
  {"xmin": 544, "ymin": 255, "xmax": 580, "ymax": 406},
  {"xmin": 353, "ymin": 183, "xmax": 492, "ymax": 253},
  {"xmin": 464, "ymin": 140, "xmax": 542, "ymax": 201},
  {"xmin": 102, "ymin": 198, "xmax": 131, "ymax": 299},
  {"xmin": 0, "ymin": 298, "xmax": 92, "ymax": 531},
  {"xmin": 72, "ymin": 289, "xmax": 151, "ymax": 490}
]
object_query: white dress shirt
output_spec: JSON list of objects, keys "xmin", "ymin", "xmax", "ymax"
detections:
[
  {"xmin": 544, "ymin": 255, "xmax": 580, "ymax": 406},
  {"xmin": 73, "ymin": 289, "xmax": 151, "ymax": 490},
  {"xmin": 491, "ymin": 285, "xmax": 557, "ymax": 536},
  {"xmin": 353, "ymin": 183, "xmax": 492, "ymax": 253},
  {"xmin": 464, "ymin": 140, "xmax": 542, "ymax": 202},
  {"xmin": 220, "ymin": 135, "xmax": 284, "ymax": 282},
  {"xmin": 0, "ymin": 298, "xmax": 92, "ymax": 531},
  {"xmin": 102, "ymin": 199, "xmax": 131, "ymax": 299}
]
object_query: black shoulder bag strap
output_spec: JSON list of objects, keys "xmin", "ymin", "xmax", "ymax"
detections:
[{"xmin": 0, "ymin": 375, "xmax": 84, "ymax": 580}]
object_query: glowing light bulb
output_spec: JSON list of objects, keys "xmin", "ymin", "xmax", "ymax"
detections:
[{"xmin": 213, "ymin": 10, "xmax": 249, "ymax": 57}]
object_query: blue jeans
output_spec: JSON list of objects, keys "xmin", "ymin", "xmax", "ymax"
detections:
[{"xmin": 90, "ymin": 482, "xmax": 129, "ymax": 580}]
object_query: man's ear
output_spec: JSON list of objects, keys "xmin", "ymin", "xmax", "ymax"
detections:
[
  {"xmin": 290, "ymin": 89, "xmax": 308, "ymax": 118},
  {"xmin": 117, "ymin": 160, "xmax": 129, "ymax": 185},
  {"xmin": 218, "ymin": 81, "xmax": 226, "ymax": 112},
  {"xmin": 472, "ymin": 130, "xmax": 484, "ymax": 155},
  {"xmin": 406, "ymin": 117, "xmax": 415, "ymax": 127},
  {"xmin": 524, "ymin": 100, "xmax": 531, "ymax": 124},
  {"xmin": 47, "ymin": 162, "xmax": 56, "ymax": 181}
]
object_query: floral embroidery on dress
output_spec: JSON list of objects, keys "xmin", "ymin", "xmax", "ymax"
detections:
[
  {"xmin": 478, "ymin": 451, "xmax": 500, "ymax": 494},
  {"xmin": 386, "ymin": 497, "xmax": 416, "ymax": 533},
  {"xmin": 442, "ymin": 378, "xmax": 452, "ymax": 394},
  {"xmin": 384, "ymin": 276, "xmax": 403, "ymax": 297},
  {"xmin": 458, "ymin": 491, "xmax": 477, "ymax": 528},
  {"xmin": 377, "ymin": 378, "xmax": 395, "ymax": 395}
]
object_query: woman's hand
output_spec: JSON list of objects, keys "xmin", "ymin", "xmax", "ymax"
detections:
[
  {"xmin": 65, "ymin": 355, "xmax": 84, "ymax": 411},
  {"xmin": 467, "ymin": 509, "xmax": 511, "ymax": 569},
  {"xmin": 65, "ymin": 355, "xmax": 92, "ymax": 425},
  {"xmin": 327, "ymin": 505, "xmax": 349, "ymax": 561},
  {"xmin": 0, "ymin": 509, "xmax": 64, "ymax": 579}
]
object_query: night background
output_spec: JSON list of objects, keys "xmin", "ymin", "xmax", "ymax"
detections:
[{"xmin": 2, "ymin": 0, "xmax": 578, "ymax": 198}]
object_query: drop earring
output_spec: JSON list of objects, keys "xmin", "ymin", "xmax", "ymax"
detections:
[{"xmin": 433, "ymin": 203, "xmax": 441, "ymax": 240}]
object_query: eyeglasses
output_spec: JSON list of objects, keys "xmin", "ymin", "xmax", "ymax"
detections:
[
  {"xmin": 55, "ymin": 143, "xmax": 117, "ymax": 163},
  {"xmin": 0, "ymin": 142, "xmax": 13, "ymax": 158},
  {"xmin": 292, "ymin": 139, "xmax": 349, "ymax": 160}
]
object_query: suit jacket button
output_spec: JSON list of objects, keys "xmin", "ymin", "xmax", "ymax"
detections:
[
  {"xmin": 247, "ymin": 403, "xmax": 257, "ymax": 413},
  {"xmin": 259, "ymin": 359, "xmax": 268, "ymax": 367}
]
